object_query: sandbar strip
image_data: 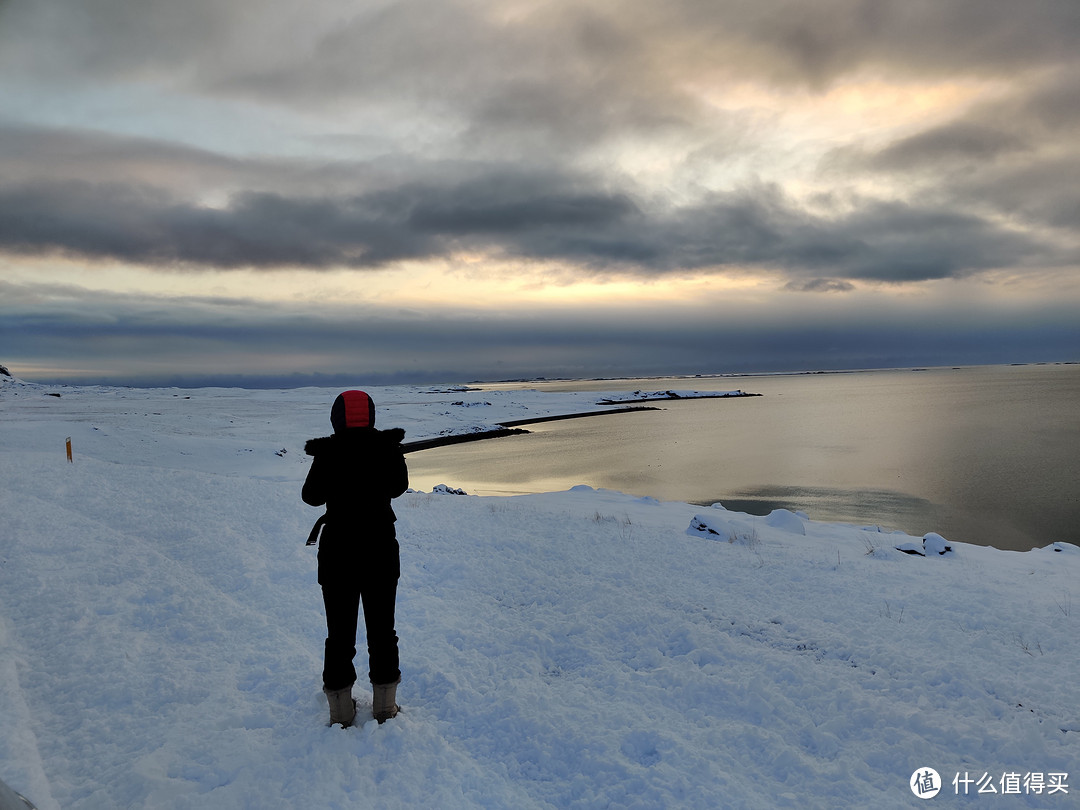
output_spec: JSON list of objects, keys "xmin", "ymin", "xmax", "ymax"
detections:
[
  {"xmin": 402, "ymin": 406, "xmax": 658, "ymax": 453},
  {"xmin": 402, "ymin": 392, "xmax": 759, "ymax": 453}
]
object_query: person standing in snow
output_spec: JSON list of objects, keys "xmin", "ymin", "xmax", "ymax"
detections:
[{"xmin": 302, "ymin": 390, "xmax": 409, "ymax": 727}]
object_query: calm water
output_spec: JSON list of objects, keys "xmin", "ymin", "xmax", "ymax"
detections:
[{"xmin": 408, "ymin": 365, "xmax": 1080, "ymax": 551}]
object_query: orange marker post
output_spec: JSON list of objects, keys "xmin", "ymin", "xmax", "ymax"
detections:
[{"xmin": 66, "ymin": 437, "xmax": 73, "ymax": 463}]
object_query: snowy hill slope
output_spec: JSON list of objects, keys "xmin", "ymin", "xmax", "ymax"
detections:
[{"xmin": 0, "ymin": 384, "xmax": 1076, "ymax": 808}]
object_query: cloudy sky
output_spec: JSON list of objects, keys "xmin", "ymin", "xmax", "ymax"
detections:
[{"xmin": 1, "ymin": 0, "xmax": 1078, "ymax": 385}]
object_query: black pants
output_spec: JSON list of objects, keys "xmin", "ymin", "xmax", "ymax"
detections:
[
  {"xmin": 319, "ymin": 534, "xmax": 401, "ymax": 690},
  {"xmin": 321, "ymin": 579, "xmax": 400, "ymax": 689}
]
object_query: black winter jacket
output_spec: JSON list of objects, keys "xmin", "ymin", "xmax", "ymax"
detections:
[{"xmin": 303, "ymin": 427, "xmax": 409, "ymax": 553}]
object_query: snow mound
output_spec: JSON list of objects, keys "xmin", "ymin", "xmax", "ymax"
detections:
[
  {"xmin": 764, "ymin": 508, "xmax": 806, "ymax": 535},
  {"xmin": 687, "ymin": 512, "xmax": 761, "ymax": 545},
  {"xmin": 688, "ymin": 508, "xmax": 807, "ymax": 542},
  {"xmin": 1044, "ymin": 542, "xmax": 1079, "ymax": 554}
]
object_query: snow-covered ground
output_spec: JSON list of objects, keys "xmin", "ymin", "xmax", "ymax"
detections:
[{"xmin": 1, "ymin": 378, "xmax": 1076, "ymax": 808}]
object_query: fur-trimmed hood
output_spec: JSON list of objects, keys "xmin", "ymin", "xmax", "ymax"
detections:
[
  {"xmin": 301, "ymin": 426, "xmax": 409, "ymax": 525},
  {"xmin": 305, "ymin": 427, "xmax": 406, "ymax": 457}
]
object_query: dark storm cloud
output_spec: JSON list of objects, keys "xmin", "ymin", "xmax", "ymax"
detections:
[
  {"xmin": 830, "ymin": 66, "xmax": 1080, "ymax": 257},
  {"xmin": 204, "ymin": 0, "xmax": 1080, "ymax": 163},
  {"xmin": 952, "ymin": 156, "xmax": 1080, "ymax": 234},
  {"xmin": 0, "ymin": 168, "xmax": 636, "ymax": 268},
  {"xmin": 1, "ymin": 1, "xmax": 1077, "ymax": 283},
  {"xmin": 1018, "ymin": 72, "xmax": 1080, "ymax": 131},
  {"xmin": 6, "ymin": 1, "xmax": 1078, "ymax": 145},
  {"xmin": 784, "ymin": 279, "xmax": 856, "ymax": 294},
  {"xmin": 0, "ymin": 122, "xmax": 414, "ymax": 198},
  {"xmin": 393, "ymin": 177, "xmax": 638, "ymax": 235},
  {"xmin": 865, "ymin": 122, "xmax": 1031, "ymax": 172},
  {"xmin": 63, "ymin": 3, "xmax": 1076, "ymax": 87},
  {"xmin": 721, "ymin": 0, "xmax": 1080, "ymax": 87},
  {"xmin": 0, "ymin": 169, "xmax": 1056, "ymax": 280},
  {"xmin": 939, "ymin": 75, "xmax": 1080, "ymax": 239},
  {"xmin": 583, "ymin": 191, "xmax": 1048, "ymax": 281},
  {"xmin": 837, "ymin": 65, "xmax": 1080, "ymax": 177}
]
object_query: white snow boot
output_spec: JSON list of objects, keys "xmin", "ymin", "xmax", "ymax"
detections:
[
  {"xmin": 372, "ymin": 678, "xmax": 400, "ymax": 724},
  {"xmin": 325, "ymin": 685, "xmax": 357, "ymax": 728}
]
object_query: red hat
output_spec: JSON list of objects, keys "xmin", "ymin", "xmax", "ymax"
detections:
[{"xmin": 330, "ymin": 390, "xmax": 375, "ymax": 432}]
